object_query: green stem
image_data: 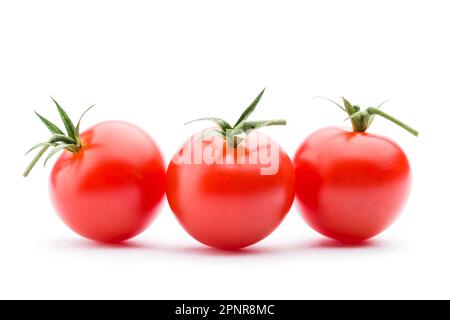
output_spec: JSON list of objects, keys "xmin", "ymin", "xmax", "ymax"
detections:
[
  {"xmin": 24, "ymin": 99, "xmax": 95, "ymax": 177},
  {"xmin": 185, "ymin": 89, "xmax": 287, "ymax": 148},
  {"xmin": 23, "ymin": 145, "xmax": 50, "ymax": 177},
  {"xmin": 350, "ymin": 113, "xmax": 368, "ymax": 133},
  {"xmin": 226, "ymin": 119, "xmax": 287, "ymax": 147},
  {"xmin": 368, "ymin": 107, "xmax": 419, "ymax": 136},
  {"xmin": 249, "ymin": 119, "xmax": 287, "ymax": 127},
  {"xmin": 49, "ymin": 134, "xmax": 78, "ymax": 145}
]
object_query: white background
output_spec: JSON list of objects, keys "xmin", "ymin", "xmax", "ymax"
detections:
[{"xmin": 0, "ymin": 0, "xmax": 449, "ymax": 299}]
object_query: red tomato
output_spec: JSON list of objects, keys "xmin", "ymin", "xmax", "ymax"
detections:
[
  {"xmin": 49, "ymin": 121, "xmax": 166, "ymax": 243},
  {"xmin": 294, "ymin": 127, "xmax": 411, "ymax": 242},
  {"xmin": 167, "ymin": 131, "xmax": 295, "ymax": 250}
]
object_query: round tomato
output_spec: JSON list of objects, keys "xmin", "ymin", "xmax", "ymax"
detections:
[
  {"xmin": 50, "ymin": 121, "xmax": 165, "ymax": 242},
  {"xmin": 166, "ymin": 89, "xmax": 295, "ymax": 250},
  {"xmin": 294, "ymin": 98, "xmax": 417, "ymax": 242},
  {"xmin": 168, "ymin": 131, "xmax": 294, "ymax": 250},
  {"xmin": 24, "ymin": 100, "xmax": 165, "ymax": 243},
  {"xmin": 295, "ymin": 127, "xmax": 411, "ymax": 242}
]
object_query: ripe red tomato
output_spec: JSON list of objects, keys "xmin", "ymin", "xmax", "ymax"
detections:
[
  {"xmin": 294, "ymin": 98, "xmax": 417, "ymax": 242},
  {"xmin": 24, "ymin": 100, "xmax": 165, "ymax": 243},
  {"xmin": 166, "ymin": 89, "xmax": 295, "ymax": 250},
  {"xmin": 49, "ymin": 121, "xmax": 166, "ymax": 242},
  {"xmin": 167, "ymin": 131, "xmax": 294, "ymax": 250},
  {"xmin": 294, "ymin": 127, "xmax": 411, "ymax": 242}
]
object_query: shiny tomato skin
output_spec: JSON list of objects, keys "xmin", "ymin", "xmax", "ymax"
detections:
[
  {"xmin": 167, "ymin": 131, "xmax": 295, "ymax": 250},
  {"xmin": 294, "ymin": 127, "xmax": 411, "ymax": 242},
  {"xmin": 49, "ymin": 121, "xmax": 166, "ymax": 243}
]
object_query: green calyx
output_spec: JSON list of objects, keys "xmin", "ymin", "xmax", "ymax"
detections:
[
  {"xmin": 186, "ymin": 88, "xmax": 287, "ymax": 147},
  {"xmin": 23, "ymin": 98, "xmax": 95, "ymax": 177},
  {"xmin": 318, "ymin": 97, "xmax": 419, "ymax": 136}
]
